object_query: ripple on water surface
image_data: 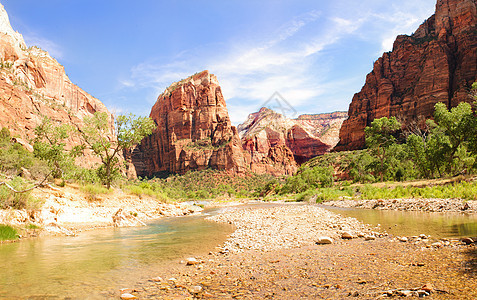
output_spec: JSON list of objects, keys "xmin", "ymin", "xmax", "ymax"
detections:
[{"xmin": 0, "ymin": 212, "xmax": 234, "ymax": 299}]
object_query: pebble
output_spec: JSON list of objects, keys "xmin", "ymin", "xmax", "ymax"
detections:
[
  {"xmin": 150, "ymin": 276, "xmax": 163, "ymax": 282},
  {"xmin": 364, "ymin": 235, "xmax": 376, "ymax": 241},
  {"xmin": 120, "ymin": 293, "xmax": 137, "ymax": 300},
  {"xmin": 421, "ymin": 283, "xmax": 434, "ymax": 292},
  {"xmin": 189, "ymin": 285, "xmax": 202, "ymax": 294},
  {"xmin": 398, "ymin": 236, "xmax": 408, "ymax": 242},
  {"xmin": 316, "ymin": 237, "xmax": 333, "ymax": 245},
  {"xmin": 341, "ymin": 232, "xmax": 354, "ymax": 239},
  {"xmin": 461, "ymin": 237, "xmax": 474, "ymax": 245},
  {"xmin": 186, "ymin": 257, "xmax": 199, "ymax": 265},
  {"xmin": 119, "ymin": 288, "xmax": 134, "ymax": 294}
]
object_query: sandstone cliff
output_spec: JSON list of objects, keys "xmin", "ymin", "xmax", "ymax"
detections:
[
  {"xmin": 0, "ymin": 3, "xmax": 114, "ymax": 164},
  {"xmin": 133, "ymin": 71, "xmax": 247, "ymax": 177},
  {"xmin": 336, "ymin": 0, "xmax": 477, "ymax": 151},
  {"xmin": 238, "ymin": 108, "xmax": 347, "ymax": 175}
]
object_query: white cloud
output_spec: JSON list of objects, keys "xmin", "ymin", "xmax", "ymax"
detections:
[
  {"xmin": 120, "ymin": 0, "xmax": 436, "ymax": 124},
  {"xmin": 23, "ymin": 33, "xmax": 63, "ymax": 59}
]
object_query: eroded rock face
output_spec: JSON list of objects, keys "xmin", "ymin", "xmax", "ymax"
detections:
[
  {"xmin": 0, "ymin": 4, "xmax": 114, "ymax": 166},
  {"xmin": 134, "ymin": 71, "xmax": 247, "ymax": 176},
  {"xmin": 238, "ymin": 108, "xmax": 347, "ymax": 175},
  {"xmin": 336, "ymin": 0, "xmax": 477, "ymax": 151}
]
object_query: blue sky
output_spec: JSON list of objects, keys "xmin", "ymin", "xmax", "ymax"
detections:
[{"xmin": 3, "ymin": 0, "xmax": 436, "ymax": 124}]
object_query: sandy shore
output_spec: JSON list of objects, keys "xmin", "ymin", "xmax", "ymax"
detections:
[
  {"xmin": 125, "ymin": 204, "xmax": 477, "ymax": 299},
  {"xmin": 323, "ymin": 198, "xmax": 477, "ymax": 213},
  {"xmin": 0, "ymin": 184, "xmax": 202, "ymax": 238}
]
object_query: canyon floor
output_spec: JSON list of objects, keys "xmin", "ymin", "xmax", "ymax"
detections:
[{"xmin": 124, "ymin": 204, "xmax": 477, "ymax": 300}]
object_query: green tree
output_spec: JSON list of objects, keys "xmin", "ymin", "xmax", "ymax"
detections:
[
  {"xmin": 81, "ymin": 112, "xmax": 156, "ymax": 189},
  {"xmin": 365, "ymin": 117, "xmax": 401, "ymax": 181},
  {"xmin": 33, "ymin": 117, "xmax": 81, "ymax": 178},
  {"xmin": 432, "ymin": 102, "xmax": 474, "ymax": 175}
]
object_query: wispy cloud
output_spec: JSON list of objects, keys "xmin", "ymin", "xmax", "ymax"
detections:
[
  {"xmin": 23, "ymin": 33, "xmax": 64, "ymax": 59},
  {"xmin": 119, "ymin": 0, "xmax": 436, "ymax": 124}
]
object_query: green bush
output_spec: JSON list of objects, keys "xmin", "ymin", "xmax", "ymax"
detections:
[
  {"xmin": 0, "ymin": 177, "xmax": 40, "ymax": 209},
  {"xmin": 80, "ymin": 184, "xmax": 111, "ymax": 201},
  {"xmin": 281, "ymin": 166, "xmax": 333, "ymax": 194},
  {"xmin": 0, "ymin": 224, "xmax": 18, "ymax": 241}
]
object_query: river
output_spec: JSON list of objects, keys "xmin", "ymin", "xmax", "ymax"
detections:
[{"xmin": 0, "ymin": 203, "xmax": 476, "ymax": 299}]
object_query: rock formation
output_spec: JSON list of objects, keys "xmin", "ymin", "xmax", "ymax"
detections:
[
  {"xmin": 336, "ymin": 0, "xmax": 477, "ymax": 151},
  {"xmin": 238, "ymin": 108, "xmax": 347, "ymax": 175},
  {"xmin": 133, "ymin": 71, "xmax": 247, "ymax": 177},
  {"xmin": 0, "ymin": 3, "xmax": 114, "ymax": 165}
]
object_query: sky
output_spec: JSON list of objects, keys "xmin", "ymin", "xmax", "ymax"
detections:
[{"xmin": 2, "ymin": 0, "xmax": 436, "ymax": 124}]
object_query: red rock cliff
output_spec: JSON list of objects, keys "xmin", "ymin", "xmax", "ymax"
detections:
[
  {"xmin": 238, "ymin": 108, "xmax": 347, "ymax": 175},
  {"xmin": 336, "ymin": 0, "xmax": 477, "ymax": 151},
  {"xmin": 0, "ymin": 3, "xmax": 114, "ymax": 165},
  {"xmin": 133, "ymin": 71, "xmax": 247, "ymax": 177}
]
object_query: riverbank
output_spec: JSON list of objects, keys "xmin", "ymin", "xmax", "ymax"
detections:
[
  {"xmin": 323, "ymin": 198, "xmax": 477, "ymax": 213},
  {"xmin": 126, "ymin": 204, "xmax": 477, "ymax": 299},
  {"xmin": 0, "ymin": 183, "xmax": 203, "ymax": 239}
]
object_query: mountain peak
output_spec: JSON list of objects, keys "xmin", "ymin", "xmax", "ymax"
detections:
[{"xmin": 0, "ymin": 3, "xmax": 26, "ymax": 49}]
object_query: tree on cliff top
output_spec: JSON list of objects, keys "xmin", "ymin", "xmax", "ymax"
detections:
[{"xmin": 81, "ymin": 112, "xmax": 156, "ymax": 189}]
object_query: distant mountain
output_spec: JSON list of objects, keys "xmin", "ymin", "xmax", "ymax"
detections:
[
  {"xmin": 336, "ymin": 0, "xmax": 477, "ymax": 151},
  {"xmin": 238, "ymin": 108, "xmax": 347, "ymax": 175}
]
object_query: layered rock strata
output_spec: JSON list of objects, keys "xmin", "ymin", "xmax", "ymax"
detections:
[
  {"xmin": 238, "ymin": 108, "xmax": 347, "ymax": 175},
  {"xmin": 133, "ymin": 71, "xmax": 247, "ymax": 177},
  {"xmin": 0, "ymin": 3, "xmax": 114, "ymax": 164},
  {"xmin": 336, "ymin": 0, "xmax": 477, "ymax": 150}
]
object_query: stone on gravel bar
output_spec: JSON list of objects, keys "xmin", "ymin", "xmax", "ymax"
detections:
[
  {"xmin": 186, "ymin": 257, "xmax": 199, "ymax": 265},
  {"xmin": 316, "ymin": 237, "xmax": 333, "ymax": 244},
  {"xmin": 120, "ymin": 293, "xmax": 137, "ymax": 300},
  {"xmin": 461, "ymin": 237, "xmax": 474, "ymax": 245},
  {"xmin": 398, "ymin": 236, "xmax": 408, "ymax": 242},
  {"xmin": 364, "ymin": 235, "xmax": 376, "ymax": 241},
  {"xmin": 341, "ymin": 232, "xmax": 354, "ymax": 239}
]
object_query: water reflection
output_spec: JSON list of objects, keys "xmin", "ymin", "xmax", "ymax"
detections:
[
  {"xmin": 323, "ymin": 205, "xmax": 477, "ymax": 238},
  {"xmin": 0, "ymin": 213, "xmax": 233, "ymax": 299}
]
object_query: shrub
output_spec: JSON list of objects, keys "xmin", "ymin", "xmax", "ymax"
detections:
[
  {"xmin": 80, "ymin": 184, "xmax": 111, "ymax": 201},
  {"xmin": 0, "ymin": 224, "xmax": 18, "ymax": 241},
  {"xmin": 0, "ymin": 177, "xmax": 41, "ymax": 209}
]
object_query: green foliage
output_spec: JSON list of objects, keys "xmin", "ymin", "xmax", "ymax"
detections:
[
  {"xmin": 125, "ymin": 169, "xmax": 277, "ymax": 201},
  {"xmin": 80, "ymin": 184, "xmax": 111, "ymax": 201},
  {"xmin": 0, "ymin": 128, "xmax": 49, "ymax": 179},
  {"xmin": 0, "ymin": 225, "xmax": 18, "ymax": 241},
  {"xmin": 0, "ymin": 177, "xmax": 41, "ymax": 209},
  {"xmin": 81, "ymin": 112, "xmax": 156, "ymax": 189},
  {"xmin": 280, "ymin": 166, "xmax": 333, "ymax": 194},
  {"xmin": 33, "ymin": 117, "xmax": 81, "ymax": 178},
  {"xmin": 365, "ymin": 117, "xmax": 402, "ymax": 181}
]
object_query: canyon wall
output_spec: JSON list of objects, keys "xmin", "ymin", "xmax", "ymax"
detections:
[
  {"xmin": 133, "ymin": 71, "xmax": 247, "ymax": 177},
  {"xmin": 0, "ymin": 3, "xmax": 114, "ymax": 165},
  {"xmin": 336, "ymin": 0, "xmax": 477, "ymax": 151}
]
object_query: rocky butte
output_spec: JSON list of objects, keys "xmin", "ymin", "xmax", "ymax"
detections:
[
  {"xmin": 238, "ymin": 108, "xmax": 347, "ymax": 176},
  {"xmin": 336, "ymin": 0, "xmax": 477, "ymax": 151},
  {"xmin": 132, "ymin": 71, "xmax": 247, "ymax": 177},
  {"xmin": 0, "ymin": 3, "xmax": 114, "ymax": 164}
]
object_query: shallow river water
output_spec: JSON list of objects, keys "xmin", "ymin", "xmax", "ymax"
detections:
[
  {"xmin": 323, "ymin": 205, "xmax": 477, "ymax": 238},
  {"xmin": 0, "ymin": 203, "xmax": 476, "ymax": 299},
  {"xmin": 0, "ymin": 209, "xmax": 234, "ymax": 299}
]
